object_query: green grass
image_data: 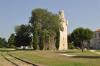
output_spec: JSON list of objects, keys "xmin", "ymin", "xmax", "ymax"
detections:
[
  {"xmin": 95, "ymin": 50, "xmax": 100, "ymax": 52},
  {"xmin": 57, "ymin": 49, "xmax": 100, "ymax": 56},
  {"xmin": 0, "ymin": 48, "xmax": 15, "ymax": 52},
  {"xmin": 9, "ymin": 50, "xmax": 100, "ymax": 66}
]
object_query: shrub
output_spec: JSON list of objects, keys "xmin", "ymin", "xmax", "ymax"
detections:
[{"xmin": 68, "ymin": 43, "xmax": 75, "ymax": 49}]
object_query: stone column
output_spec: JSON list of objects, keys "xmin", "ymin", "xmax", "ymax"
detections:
[{"xmin": 59, "ymin": 10, "xmax": 68, "ymax": 50}]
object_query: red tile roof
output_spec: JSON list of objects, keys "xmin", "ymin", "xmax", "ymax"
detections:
[{"xmin": 95, "ymin": 29, "xmax": 100, "ymax": 32}]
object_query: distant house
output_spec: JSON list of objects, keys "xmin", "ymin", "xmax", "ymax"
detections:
[{"xmin": 90, "ymin": 29, "xmax": 100, "ymax": 49}]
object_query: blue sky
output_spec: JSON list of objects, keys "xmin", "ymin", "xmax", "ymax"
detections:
[{"xmin": 0, "ymin": 0, "xmax": 100, "ymax": 39}]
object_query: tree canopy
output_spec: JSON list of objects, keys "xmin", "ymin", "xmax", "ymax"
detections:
[
  {"xmin": 0, "ymin": 37, "xmax": 8, "ymax": 48},
  {"xmin": 29, "ymin": 8, "xmax": 62, "ymax": 50},
  {"xmin": 71, "ymin": 27, "xmax": 93, "ymax": 52},
  {"xmin": 14, "ymin": 24, "xmax": 32, "ymax": 49},
  {"xmin": 8, "ymin": 33, "xmax": 15, "ymax": 48}
]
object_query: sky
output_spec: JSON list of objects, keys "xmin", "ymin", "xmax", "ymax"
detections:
[{"xmin": 0, "ymin": 0, "xmax": 100, "ymax": 39}]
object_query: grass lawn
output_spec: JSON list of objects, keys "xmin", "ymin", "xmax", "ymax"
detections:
[
  {"xmin": 57, "ymin": 49, "xmax": 100, "ymax": 56},
  {"xmin": 95, "ymin": 50, "xmax": 100, "ymax": 52},
  {"xmin": 0, "ymin": 48, "xmax": 15, "ymax": 52},
  {"xmin": 8, "ymin": 50, "xmax": 100, "ymax": 66}
]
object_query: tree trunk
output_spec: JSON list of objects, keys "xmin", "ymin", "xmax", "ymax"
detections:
[
  {"xmin": 50, "ymin": 36, "xmax": 56, "ymax": 50},
  {"xmin": 23, "ymin": 46, "xmax": 26, "ymax": 50},
  {"xmin": 81, "ymin": 41, "xmax": 84, "ymax": 52}
]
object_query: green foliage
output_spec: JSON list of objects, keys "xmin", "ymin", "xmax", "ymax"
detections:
[
  {"xmin": 71, "ymin": 28, "xmax": 84, "ymax": 41},
  {"xmin": 29, "ymin": 8, "xmax": 61, "ymax": 50},
  {"xmin": 8, "ymin": 33, "xmax": 15, "ymax": 48},
  {"xmin": 68, "ymin": 34, "xmax": 73, "ymax": 43},
  {"xmin": 0, "ymin": 37, "xmax": 8, "ymax": 48},
  {"xmin": 14, "ymin": 24, "xmax": 32, "ymax": 49},
  {"xmin": 68, "ymin": 43, "xmax": 75, "ymax": 49},
  {"xmin": 8, "ymin": 8, "xmax": 62, "ymax": 50},
  {"xmin": 33, "ymin": 30, "xmax": 38, "ymax": 50},
  {"xmin": 55, "ymin": 31, "xmax": 60, "ymax": 49},
  {"xmin": 71, "ymin": 27, "xmax": 93, "ymax": 52},
  {"xmin": 39, "ymin": 31, "xmax": 45, "ymax": 50},
  {"xmin": 39, "ymin": 29, "xmax": 49, "ymax": 50},
  {"xmin": 71, "ymin": 28, "xmax": 93, "ymax": 42},
  {"xmin": 84, "ymin": 28, "xmax": 93, "ymax": 40}
]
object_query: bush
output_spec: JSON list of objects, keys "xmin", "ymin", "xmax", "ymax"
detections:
[{"xmin": 68, "ymin": 43, "xmax": 75, "ymax": 49}]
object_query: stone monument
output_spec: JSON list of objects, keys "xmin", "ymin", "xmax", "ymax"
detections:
[{"xmin": 59, "ymin": 10, "xmax": 68, "ymax": 50}]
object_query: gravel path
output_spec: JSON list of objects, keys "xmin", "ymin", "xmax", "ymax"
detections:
[
  {"xmin": 3, "ymin": 54, "xmax": 33, "ymax": 66},
  {"xmin": 0, "ymin": 55, "xmax": 15, "ymax": 66},
  {"xmin": 60, "ymin": 53, "xmax": 76, "ymax": 56}
]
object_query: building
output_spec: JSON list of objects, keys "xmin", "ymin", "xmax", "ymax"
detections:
[
  {"xmin": 58, "ymin": 10, "xmax": 68, "ymax": 50},
  {"xmin": 90, "ymin": 29, "xmax": 100, "ymax": 49}
]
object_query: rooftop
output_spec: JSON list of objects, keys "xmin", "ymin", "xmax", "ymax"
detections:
[{"xmin": 95, "ymin": 29, "xmax": 100, "ymax": 32}]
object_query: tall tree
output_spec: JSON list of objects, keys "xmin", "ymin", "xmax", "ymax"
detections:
[
  {"xmin": 71, "ymin": 27, "xmax": 93, "ymax": 52},
  {"xmin": 8, "ymin": 33, "xmax": 15, "ymax": 48},
  {"xmin": 55, "ymin": 31, "xmax": 60, "ymax": 49},
  {"xmin": 29, "ymin": 8, "xmax": 62, "ymax": 50},
  {"xmin": 0, "ymin": 37, "xmax": 8, "ymax": 48},
  {"xmin": 14, "ymin": 25, "xmax": 32, "ymax": 49},
  {"xmin": 33, "ymin": 28, "xmax": 38, "ymax": 50}
]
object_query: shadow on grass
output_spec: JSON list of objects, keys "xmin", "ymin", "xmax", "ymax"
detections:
[
  {"xmin": 56, "ymin": 51, "xmax": 76, "ymax": 54},
  {"xmin": 72, "ymin": 56, "xmax": 100, "ymax": 59}
]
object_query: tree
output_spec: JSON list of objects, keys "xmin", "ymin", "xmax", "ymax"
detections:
[
  {"xmin": 71, "ymin": 27, "xmax": 93, "ymax": 52},
  {"xmin": 55, "ymin": 31, "xmax": 60, "ymax": 49},
  {"xmin": 14, "ymin": 24, "xmax": 32, "ymax": 49},
  {"xmin": 33, "ymin": 29, "xmax": 38, "ymax": 50},
  {"xmin": 29, "ymin": 8, "xmax": 61, "ymax": 50},
  {"xmin": 68, "ymin": 34, "xmax": 75, "ymax": 49},
  {"xmin": 83, "ymin": 28, "xmax": 94, "ymax": 49},
  {"xmin": 0, "ymin": 37, "xmax": 8, "ymax": 48},
  {"xmin": 8, "ymin": 33, "xmax": 15, "ymax": 48}
]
